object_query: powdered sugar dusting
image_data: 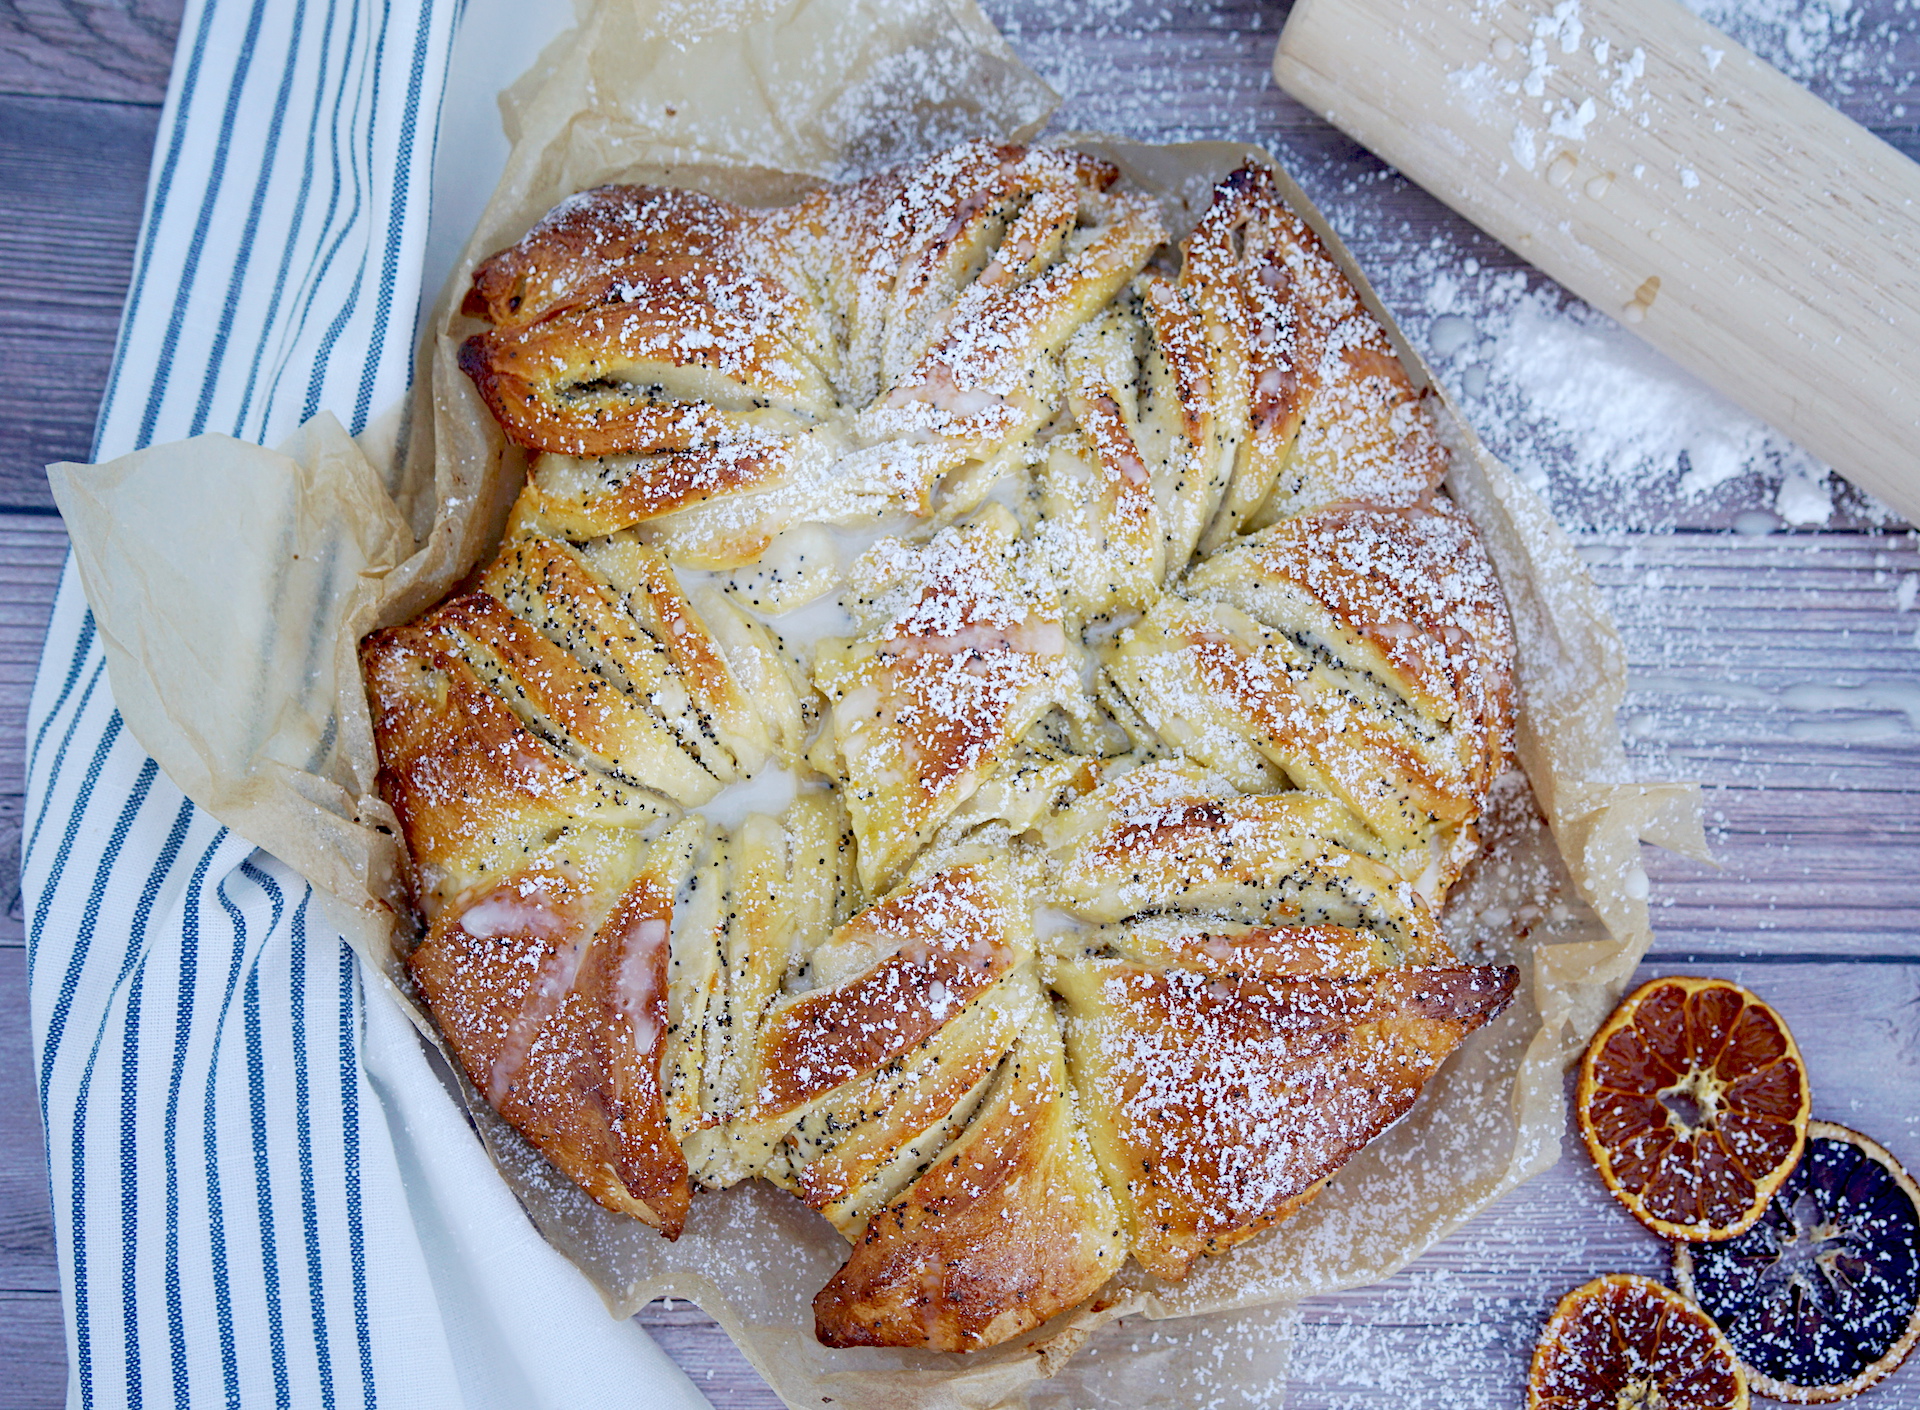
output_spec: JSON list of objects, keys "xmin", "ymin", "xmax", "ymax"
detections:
[
  {"xmin": 1685, "ymin": 0, "xmax": 1916, "ymax": 101},
  {"xmin": 1335, "ymin": 233, "xmax": 1896, "ymax": 533}
]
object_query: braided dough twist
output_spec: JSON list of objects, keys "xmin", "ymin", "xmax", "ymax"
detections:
[{"xmin": 363, "ymin": 142, "xmax": 1521, "ymax": 1352}]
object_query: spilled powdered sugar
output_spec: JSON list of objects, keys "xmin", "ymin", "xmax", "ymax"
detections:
[
  {"xmin": 1685, "ymin": 0, "xmax": 1918, "ymax": 99},
  {"xmin": 1405, "ymin": 259, "xmax": 1854, "ymax": 530}
]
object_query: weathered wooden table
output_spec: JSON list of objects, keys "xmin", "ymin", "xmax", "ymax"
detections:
[{"xmin": 2, "ymin": 1, "xmax": 1916, "ymax": 1405}]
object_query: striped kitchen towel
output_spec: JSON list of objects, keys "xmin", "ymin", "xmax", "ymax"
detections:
[{"xmin": 22, "ymin": 2, "xmax": 713, "ymax": 1406}]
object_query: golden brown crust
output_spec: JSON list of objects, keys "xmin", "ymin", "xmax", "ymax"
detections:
[
  {"xmin": 1053, "ymin": 959, "xmax": 1518, "ymax": 1279},
  {"xmin": 789, "ymin": 1033, "xmax": 1007, "ymax": 1218},
  {"xmin": 519, "ymin": 442, "xmax": 798, "ymax": 537},
  {"xmin": 1233, "ymin": 500, "xmax": 1516, "ymax": 803},
  {"xmin": 481, "ymin": 531, "xmax": 775, "ymax": 774},
  {"xmin": 816, "ymin": 508, "xmax": 1084, "ymax": 892},
  {"xmin": 358, "ymin": 620, "xmax": 671, "ymax": 919},
  {"xmin": 728, "ymin": 854, "xmax": 1040, "ymax": 1233},
  {"xmin": 1180, "ymin": 162, "xmax": 1329, "ymax": 552},
  {"xmin": 1040, "ymin": 761, "xmax": 1442, "ymax": 961},
  {"xmin": 832, "ymin": 142, "xmax": 1125, "ymax": 397},
  {"xmin": 1106, "ymin": 498, "xmax": 1515, "ymax": 880},
  {"xmin": 1052, "ymin": 788, "xmax": 1429, "ymax": 931},
  {"xmin": 408, "ymin": 846, "xmax": 691, "ymax": 1235},
  {"xmin": 457, "ymin": 185, "xmax": 832, "ymax": 474},
  {"xmin": 461, "ymin": 184, "xmax": 749, "ymax": 330},
  {"xmin": 1096, "ymin": 920, "xmax": 1399, "ymax": 979},
  {"xmin": 1181, "ymin": 164, "xmax": 1446, "ymax": 534},
  {"xmin": 750, "ymin": 861, "xmax": 1022, "ymax": 1117},
  {"xmin": 367, "ymin": 144, "xmax": 1531, "ymax": 1352},
  {"xmin": 457, "ymin": 290, "xmax": 827, "ymax": 460},
  {"xmin": 813, "ymin": 1022, "xmax": 1125, "ymax": 1351},
  {"xmin": 456, "ymin": 141, "xmax": 1164, "ymax": 547}
]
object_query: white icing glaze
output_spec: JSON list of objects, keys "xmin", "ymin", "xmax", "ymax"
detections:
[
  {"xmin": 613, "ymin": 916, "xmax": 670, "ymax": 1055},
  {"xmin": 765, "ymin": 592, "xmax": 859, "ymax": 656},
  {"xmin": 459, "ymin": 890, "xmax": 568, "ymax": 940},
  {"xmin": 484, "ymin": 935, "xmax": 588, "ymax": 1105},
  {"xmin": 694, "ymin": 765, "xmax": 800, "ymax": 830}
]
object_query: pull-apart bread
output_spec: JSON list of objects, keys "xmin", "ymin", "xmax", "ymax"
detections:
[{"xmin": 363, "ymin": 140, "xmax": 1522, "ymax": 1352}]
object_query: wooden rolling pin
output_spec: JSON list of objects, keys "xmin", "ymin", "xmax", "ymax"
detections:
[{"xmin": 1274, "ymin": 0, "xmax": 1920, "ymax": 524}]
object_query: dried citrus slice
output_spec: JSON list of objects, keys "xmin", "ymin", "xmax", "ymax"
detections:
[
  {"xmin": 1528, "ymin": 1273, "xmax": 1748, "ymax": 1409},
  {"xmin": 1578, "ymin": 976, "xmax": 1810, "ymax": 1241},
  {"xmin": 1674, "ymin": 1122, "xmax": 1920, "ymax": 1403}
]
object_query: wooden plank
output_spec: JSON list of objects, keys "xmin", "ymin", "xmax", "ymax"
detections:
[
  {"xmin": 638, "ymin": 1305, "xmax": 783, "ymax": 1410},
  {"xmin": 0, "ymin": 945, "xmax": 62, "ymax": 1408},
  {"xmin": 0, "ymin": 0, "xmax": 179, "ymax": 104},
  {"xmin": 0, "ymin": 796, "xmax": 24, "ymax": 951},
  {"xmin": 0, "ymin": 35, "xmax": 1909, "ymax": 533},
  {"xmin": 1601, "ymin": 530, "xmax": 1920, "ymax": 955},
  {"xmin": 0, "ymin": 515, "xmax": 67, "ymax": 951},
  {"xmin": 1643, "ymin": 836, "xmax": 1920, "ymax": 955},
  {"xmin": 1593, "ymin": 533, "xmax": 1920, "ymax": 811},
  {"xmin": 0, "ymin": 947, "xmax": 56, "ymax": 1298},
  {"xmin": 0, "ymin": 1292, "xmax": 65, "ymax": 1410},
  {"xmin": 0, "ymin": 94, "xmax": 158, "ymax": 505},
  {"xmin": 0, "ymin": 516, "xmax": 71, "ymax": 807},
  {"xmin": 994, "ymin": 27, "xmax": 1325, "ymax": 135},
  {"xmin": 0, "ymin": 0, "xmax": 1911, "ymax": 527}
]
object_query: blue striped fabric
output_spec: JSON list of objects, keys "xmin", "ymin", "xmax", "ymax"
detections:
[{"xmin": 23, "ymin": 3, "xmax": 711, "ymax": 1406}]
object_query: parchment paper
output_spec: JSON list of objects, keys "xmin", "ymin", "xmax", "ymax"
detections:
[{"xmin": 47, "ymin": 1, "xmax": 1709, "ymax": 1405}]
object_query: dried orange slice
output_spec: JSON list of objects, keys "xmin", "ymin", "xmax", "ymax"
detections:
[
  {"xmin": 1674, "ymin": 1122, "xmax": 1920, "ymax": 1403},
  {"xmin": 1578, "ymin": 976, "xmax": 1810, "ymax": 1241},
  {"xmin": 1528, "ymin": 1274, "xmax": 1748, "ymax": 1409}
]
